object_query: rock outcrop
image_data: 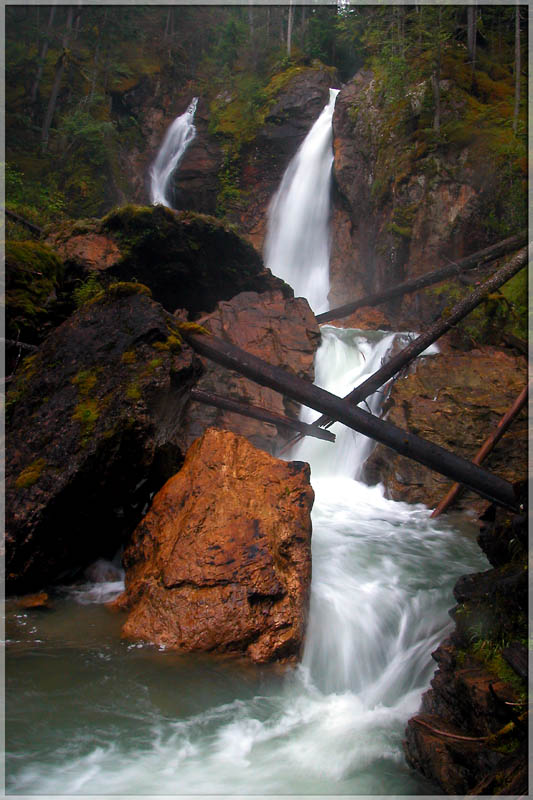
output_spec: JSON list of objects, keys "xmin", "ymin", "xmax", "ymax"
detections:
[
  {"xmin": 5, "ymin": 284, "xmax": 202, "ymax": 594},
  {"xmin": 115, "ymin": 428, "xmax": 314, "ymax": 663},
  {"xmin": 364, "ymin": 344, "xmax": 528, "ymax": 514},
  {"xmin": 181, "ymin": 289, "xmax": 320, "ymax": 454},
  {"xmin": 233, "ymin": 65, "xmax": 336, "ymax": 251},
  {"xmin": 46, "ymin": 205, "xmax": 290, "ymax": 317},
  {"xmin": 404, "ymin": 487, "xmax": 528, "ymax": 795},
  {"xmin": 329, "ymin": 69, "xmax": 527, "ymax": 328}
]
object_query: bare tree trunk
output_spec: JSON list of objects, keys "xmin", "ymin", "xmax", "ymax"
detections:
[
  {"xmin": 315, "ymin": 246, "xmax": 528, "ymax": 425},
  {"xmin": 431, "ymin": 382, "xmax": 529, "ymax": 517},
  {"xmin": 317, "ymin": 230, "xmax": 528, "ymax": 324},
  {"xmin": 513, "ymin": 4, "xmax": 521, "ymax": 134},
  {"xmin": 190, "ymin": 389, "xmax": 336, "ymax": 443},
  {"xmin": 467, "ymin": 4, "xmax": 477, "ymax": 68},
  {"xmin": 30, "ymin": 5, "xmax": 56, "ymax": 106},
  {"xmin": 182, "ymin": 331, "xmax": 519, "ymax": 510},
  {"xmin": 41, "ymin": 6, "xmax": 74, "ymax": 153},
  {"xmin": 287, "ymin": 0, "xmax": 294, "ymax": 56},
  {"xmin": 89, "ymin": 8, "xmax": 107, "ymax": 104}
]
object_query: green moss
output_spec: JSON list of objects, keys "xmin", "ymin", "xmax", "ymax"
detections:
[
  {"xmin": 121, "ymin": 350, "xmax": 137, "ymax": 365},
  {"xmin": 86, "ymin": 280, "xmax": 152, "ymax": 307},
  {"xmin": 72, "ymin": 398, "xmax": 100, "ymax": 437},
  {"xmin": 15, "ymin": 457, "xmax": 47, "ymax": 489},
  {"xmin": 73, "ymin": 273, "xmax": 104, "ymax": 307},
  {"xmin": 174, "ymin": 320, "xmax": 210, "ymax": 336},
  {"xmin": 125, "ymin": 381, "xmax": 142, "ymax": 402},
  {"xmin": 5, "ymin": 241, "xmax": 64, "ymax": 341},
  {"xmin": 71, "ymin": 368, "xmax": 99, "ymax": 395}
]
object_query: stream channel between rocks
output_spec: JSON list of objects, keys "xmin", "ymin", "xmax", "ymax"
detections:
[{"xmin": 5, "ymin": 87, "xmax": 489, "ymax": 796}]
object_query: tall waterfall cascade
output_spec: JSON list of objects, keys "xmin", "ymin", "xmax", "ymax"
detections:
[
  {"xmin": 263, "ymin": 88, "xmax": 339, "ymax": 315},
  {"xmin": 5, "ymin": 86, "xmax": 488, "ymax": 796},
  {"xmin": 149, "ymin": 96, "xmax": 198, "ymax": 208}
]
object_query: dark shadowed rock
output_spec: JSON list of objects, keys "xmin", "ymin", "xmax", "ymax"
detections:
[
  {"xmin": 404, "ymin": 500, "xmax": 528, "ymax": 795},
  {"xmin": 46, "ymin": 205, "xmax": 290, "ymax": 317},
  {"xmin": 5, "ymin": 284, "xmax": 203, "ymax": 594},
  {"xmin": 115, "ymin": 428, "xmax": 314, "ymax": 663}
]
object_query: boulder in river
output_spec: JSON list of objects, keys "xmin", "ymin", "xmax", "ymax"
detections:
[
  {"xmin": 115, "ymin": 428, "xmax": 314, "ymax": 663},
  {"xmin": 5, "ymin": 283, "xmax": 203, "ymax": 594}
]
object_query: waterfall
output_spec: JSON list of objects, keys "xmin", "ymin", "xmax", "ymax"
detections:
[
  {"xmin": 263, "ymin": 88, "xmax": 339, "ymax": 315},
  {"xmin": 149, "ymin": 97, "xmax": 198, "ymax": 208},
  {"xmin": 6, "ymin": 86, "xmax": 487, "ymax": 796}
]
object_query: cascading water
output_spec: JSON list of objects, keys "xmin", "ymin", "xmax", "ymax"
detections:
[
  {"xmin": 149, "ymin": 96, "xmax": 198, "ymax": 208},
  {"xmin": 263, "ymin": 88, "xmax": 339, "ymax": 315},
  {"xmin": 5, "ymin": 88, "xmax": 488, "ymax": 795}
]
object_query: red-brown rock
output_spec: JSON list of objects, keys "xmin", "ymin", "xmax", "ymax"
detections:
[
  {"xmin": 116, "ymin": 428, "xmax": 314, "ymax": 663},
  {"xmin": 180, "ymin": 289, "xmax": 320, "ymax": 454},
  {"xmin": 364, "ymin": 346, "xmax": 527, "ymax": 514}
]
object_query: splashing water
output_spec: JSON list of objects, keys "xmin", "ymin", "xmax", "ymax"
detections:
[
  {"xmin": 149, "ymin": 97, "xmax": 198, "ymax": 208},
  {"xmin": 263, "ymin": 88, "xmax": 339, "ymax": 314},
  {"xmin": 5, "ymin": 86, "xmax": 488, "ymax": 797}
]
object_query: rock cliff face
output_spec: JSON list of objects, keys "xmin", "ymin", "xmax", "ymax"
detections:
[
  {"xmin": 329, "ymin": 69, "xmax": 526, "ymax": 325},
  {"xmin": 404, "ymin": 489, "xmax": 528, "ymax": 795},
  {"xmin": 112, "ymin": 64, "xmax": 335, "ymax": 250},
  {"xmin": 181, "ymin": 289, "xmax": 320, "ymax": 454},
  {"xmin": 5, "ymin": 285, "xmax": 202, "ymax": 594},
  {"xmin": 116, "ymin": 428, "xmax": 314, "ymax": 663},
  {"xmin": 229, "ymin": 66, "xmax": 335, "ymax": 251},
  {"xmin": 364, "ymin": 343, "xmax": 528, "ymax": 514}
]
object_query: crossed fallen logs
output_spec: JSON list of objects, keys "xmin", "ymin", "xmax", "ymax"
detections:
[{"xmin": 185, "ymin": 242, "xmax": 528, "ymax": 513}]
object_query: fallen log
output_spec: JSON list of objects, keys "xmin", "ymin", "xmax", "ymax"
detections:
[
  {"xmin": 307, "ymin": 246, "xmax": 528, "ymax": 435},
  {"xmin": 1, "ymin": 338, "xmax": 39, "ymax": 353},
  {"xmin": 316, "ymin": 230, "xmax": 527, "ymax": 324},
  {"xmin": 5, "ymin": 208, "xmax": 44, "ymax": 238},
  {"xmin": 182, "ymin": 330, "xmax": 519, "ymax": 511},
  {"xmin": 430, "ymin": 382, "xmax": 529, "ymax": 518},
  {"xmin": 189, "ymin": 388, "xmax": 336, "ymax": 443}
]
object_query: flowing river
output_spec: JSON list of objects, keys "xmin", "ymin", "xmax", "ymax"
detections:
[{"xmin": 5, "ymin": 89, "xmax": 488, "ymax": 796}]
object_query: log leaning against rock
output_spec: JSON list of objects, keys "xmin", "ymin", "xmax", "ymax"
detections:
[
  {"xmin": 190, "ymin": 388, "xmax": 336, "ymax": 442},
  {"xmin": 181, "ymin": 330, "xmax": 519, "ymax": 511},
  {"xmin": 316, "ymin": 230, "xmax": 527, "ymax": 324},
  {"xmin": 430, "ymin": 381, "xmax": 530, "ymax": 518},
  {"xmin": 310, "ymin": 245, "xmax": 528, "ymax": 434}
]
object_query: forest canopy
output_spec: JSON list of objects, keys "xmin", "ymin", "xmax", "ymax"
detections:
[{"xmin": 5, "ymin": 4, "xmax": 526, "ymax": 224}]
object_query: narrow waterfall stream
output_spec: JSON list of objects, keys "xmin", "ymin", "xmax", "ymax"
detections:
[
  {"xmin": 5, "ymin": 91, "xmax": 488, "ymax": 796},
  {"xmin": 150, "ymin": 97, "xmax": 198, "ymax": 208}
]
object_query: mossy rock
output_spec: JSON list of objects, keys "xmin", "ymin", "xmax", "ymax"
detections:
[
  {"xmin": 55, "ymin": 204, "xmax": 289, "ymax": 317},
  {"xmin": 5, "ymin": 241, "xmax": 64, "ymax": 343}
]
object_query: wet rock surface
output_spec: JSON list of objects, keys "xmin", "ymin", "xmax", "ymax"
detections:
[
  {"xmin": 404, "ymin": 489, "xmax": 528, "ymax": 795},
  {"xmin": 364, "ymin": 345, "xmax": 527, "ymax": 514},
  {"xmin": 5, "ymin": 286, "xmax": 202, "ymax": 594},
  {"xmin": 115, "ymin": 428, "xmax": 314, "ymax": 663},
  {"xmin": 180, "ymin": 289, "xmax": 320, "ymax": 454}
]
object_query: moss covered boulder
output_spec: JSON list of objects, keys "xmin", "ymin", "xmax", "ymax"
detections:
[
  {"xmin": 46, "ymin": 204, "xmax": 290, "ymax": 317},
  {"xmin": 5, "ymin": 283, "xmax": 203, "ymax": 594},
  {"xmin": 5, "ymin": 240, "xmax": 65, "ymax": 345}
]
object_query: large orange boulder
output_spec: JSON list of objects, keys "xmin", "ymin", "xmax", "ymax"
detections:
[{"xmin": 116, "ymin": 428, "xmax": 314, "ymax": 663}]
